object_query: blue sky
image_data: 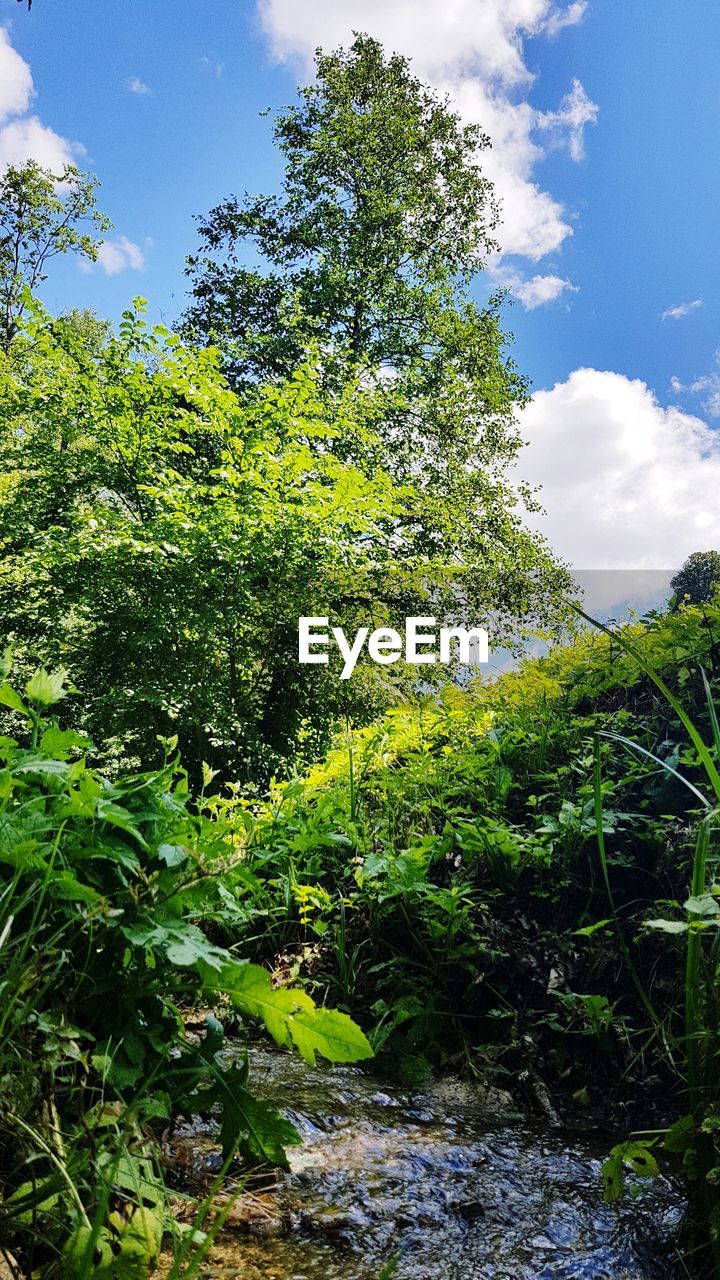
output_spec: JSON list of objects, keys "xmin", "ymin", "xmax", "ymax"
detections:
[{"xmin": 2, "ymin": 0, "xmax": 719, "ymax": 571}]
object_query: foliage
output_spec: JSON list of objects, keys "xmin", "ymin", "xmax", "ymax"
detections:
[
  {"xmin": 0, "ymin": 659, "xmax": 371, "ymax": 1277},
  {"xmin": 226, "ymin": 598, "xmax": 720, "ymax": 1097},
  {"xmin": 2, "ymin": 29, "xmax": 716, "ymax": 1274},
  {"xmin": 184, "ymin": 34, "xmax": 499, "ymax": 384},
  {"xmin": 184, "ymin": 34, "xmax": 572, "ymax": 641},
  {"xmin": 585, "ymin": 605, "xmax": 720, "ymax": 1268},
  {"xmin": 671, "ymin": 550, "xmax": 720, "ymax": 608},
  {"xmin": 0, "ymin": 161, "xmax": 110, "ymax": 349},
  {"xmin": 0, "ymin": 296, "xmax": 570, "ymax": 783},
  {"xmin": 0, "ymin": 39, "xmax": 576, "ymax": 790}
]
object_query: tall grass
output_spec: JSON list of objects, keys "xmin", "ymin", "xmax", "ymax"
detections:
[{"xmin": 582, "ymin": 607, "xmax": 720, "ymax": 1271}]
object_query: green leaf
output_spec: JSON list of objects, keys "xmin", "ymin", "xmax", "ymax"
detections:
[
  {"xmin": 63, "ymin": 1205, "xmax": 162, "ymax": 1280},
  {"xmin": 202, "ymin": 761, "xmax": 220, "ymax": 788},
  {"xmin": 684, "ymin": 892, "xmax": 720, "ymax": 916},
  {"xmin": 199, "ymin": 959, "xmax": 373, "ymax": 1065},
  {"xmin": 121, "ymin": 919, "xmax": 228, "ymax": 971},
  {"xmin": 48, "ymin": 871, "xmax": 103, "ymax": 904},
  {"xmin": 14, "ymin": 757, "xmax": 70, "ymax": 777},
  {"xmin": 0, "ymin": 1174, "xmax": 64, "ymax": 1224},
  {"xmin": 97, "ymin": 798, "xmax": 148, "ymax": 848},
  {"xmin": 602, "ymin": 1140, "xmax": 658, "ymax": 1203},
  {"xmin": 40, "ymin": 725, "xmax": 91, "ymax": 757},
  {"xmin": 644, "ymin": 918, "xmax": 688, "ymax": 934},
  {"xmin": 664, "ymin": 1114, "xmax": 696, "ymax": 1153},
  {"xmin": 25, "ymin": 666, "xmax": 71, "ymax": 707},
  {"xmin": 573, "ymin": 918, "xmax": 612, "ymax": 937},
  {"xmin": 192, "ymin": 1066, "xmax": 301, "ymax": 1163},
  {"xmin": 0, "ymin": 682, "xmax": 29, "ymax": 716},
  {"xmin": 157, "ymin": 842, "xmax": 189, "ymax": 867}
]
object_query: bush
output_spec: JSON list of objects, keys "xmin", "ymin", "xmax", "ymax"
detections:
[{"xmin": 0, "ymin": 657, "xmax": 371, "ymax": 1277}]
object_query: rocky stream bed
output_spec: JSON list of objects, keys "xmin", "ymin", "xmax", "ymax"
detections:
[{"xmin": 163, "ymin": 1045, "xmax": 686, "ymax": 1280}]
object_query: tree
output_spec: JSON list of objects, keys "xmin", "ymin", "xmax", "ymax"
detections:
[
  {"xmin": 0, "ymin": 39, "xmax": 572, "ymax": 782},
  {"xmin": 0, "ymin": 161, "xmax": 110, "ymax": 348},
  {"xmin": 184, "ymin": 34, "xmax": 499, "ymax": 388},
  {"xmin": 183, "ymin": 35, "xmax": 571, "ymax": 647},
  {"xmin": 670, "ymin": 551, "xmax": 720, "ymax": 608},
  {"xmin": 0, "ymin": 300, "xmax": 433, "ymax": 778},
  {"xmin": 0, "ymin": 293, "xmax": 566, "ymax": 783}
]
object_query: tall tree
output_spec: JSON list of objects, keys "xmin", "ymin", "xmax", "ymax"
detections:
[
  {"xmin": 184, "ymin": 35, "xmax": 571, "ymax": 641},
  {"xmin": 0, "ymin": 161, "xmax": 109, "ymax": 348},
  {"xmin": 184, "ymin": 34, "xmax": 500, "ymax": 388}
]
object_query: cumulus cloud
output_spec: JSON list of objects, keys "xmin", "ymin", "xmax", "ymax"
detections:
[
  {"xmin": 128, "ymin": 76, "xmax": 152, "ymax": 96},
  {"xmin": 0, "ymin": 25, "xmax": 33, "ymax": 123},
  {"xmin": 0, "ymin": 26, "xmax": 78, "ymax": 170},
  {"xmin": 519, "ymin": 368, "xmax": 720, "ymax": 568},
  {"xmin": 662, "ymin": 298, "xmax": 703, "ymax": 321},
  {"xmin": 94, "ymin": 236, "xmax": 146, "ymax": 276},
  {"xmin": 256, "ymin": 0, "xmax": 597, "ymax": 261},
  {"xmin": 0, "ymin": 114, "xmax": 77, "ymax": 172},
  {"xmin": 491, "ymin": 264, "xmax": 577, "ymax": 309}
]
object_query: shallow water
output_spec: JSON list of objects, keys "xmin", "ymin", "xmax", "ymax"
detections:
[{"xmin": 182, "ymin": 1045, "xmax": 684, "ymax": 1280}]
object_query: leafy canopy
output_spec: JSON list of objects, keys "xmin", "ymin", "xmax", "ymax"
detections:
[
  {"xmin": 670, "ymin": 550, "xmax": 720, "ymax": 608},
  {"xmin": 184, "ymin": 34, "xmax": 500, "ymax": 385},
  {"xmin": 0, "ymin": 293, "xmax": 569, "ymax": 781},
  {"xmin": 0, "ymin": 160, "xmax": 110, "ymax": 348}
]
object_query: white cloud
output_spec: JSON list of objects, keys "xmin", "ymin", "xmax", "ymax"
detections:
[
  {"xmin": 492, "ymin": 264, "xmax": 577, "ymax": 309},
  {"xmin": 519, "ymin": 368, "xmax": 720, "ymax": 568},
  {"xmin": 128, "ymin": 76, "xmax": 152, "ymax": 96},
  {"xmin": 537, "ymin": 77, "xmax": 598, "ymax": 161},
  {"xmin": 542, "ymin": 1, "xmax": 587, "ymax": 36},
  {"xmin": 670, "ymin": 349, "xmax": 720, "ymax": 419},
  {"xmin": 0, "ymin": 28, "xmax": 145, "ymax": 279},
  {"xmin": 0, "ymin": 26, "xmax": 79, "ymax": 171},
  {"xmin": 94, "ymin": 236, "xmax": 146, "ymax": 276},
  {"xmin": 0, "ymin": 114, "xmax": 77, "ymax": 172},
  {"xmin": 256, "ymin": 0, "xmax": 597, "ymax": 262},
  {"xmin": 0, "ymin": 25, "xmax": 33, "ymax": 123},
  {"xmin": 662, "ymin": 298, "xmax": 703, "ymax": 321}
]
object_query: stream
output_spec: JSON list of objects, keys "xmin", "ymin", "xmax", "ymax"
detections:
[{"xmin": 175, "ymin": 1046, "xmax": 685, "ymax": 1280}]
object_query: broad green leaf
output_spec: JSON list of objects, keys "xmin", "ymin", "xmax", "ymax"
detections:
[
  {"xmin": 97, "ymin": 799, "xmax": 148, "ymax": 848},
  {"xmin": 14, "ymin": 757, "xmax": 70, "ymax": 777},
  {"xmin": 684, "ymin": 892, "xmax": 720, "ymax": 916},
  {"xmin": 192, "ymin": 1068, "xmax": 300, "ymax": 1163},
  {"xmin": 644, "ymin": 918, "xmax": 688, "ymax": 934},
  {"xmin": 63, "ymin": 1205, "xmax": 162, "ymax": 1280},
  {"xmin": 0, "ymin": 682, "xmax": 28, "ymax": 716},
  {"xmin": 121, "ymin": 919, "xmax": 228, "ymax": 971},
  {"xmin": 48, "ymin": 871, "xmax": 103, "ymax": 905},
  {"xmin": 664, "ymin": 1114, "xmax": 696, "ymax": 1153},
  {"xmin": 40, "ymin": 726, "xmax": 91, "ymax": 757},
  {"xmin": 157, "ymin": 842, "xmax": 189, "ymax": 867},
  {"xmin": 25, "ymin": 666, "xmax": 70, "ymax": 707},
  {"xmin": 602, "ymin": 1140, "xmax": 658, "ymax": 1203},
  {"xmin": 199, "ymin": 959, "xmax": 373, "ymax": 1065}
]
